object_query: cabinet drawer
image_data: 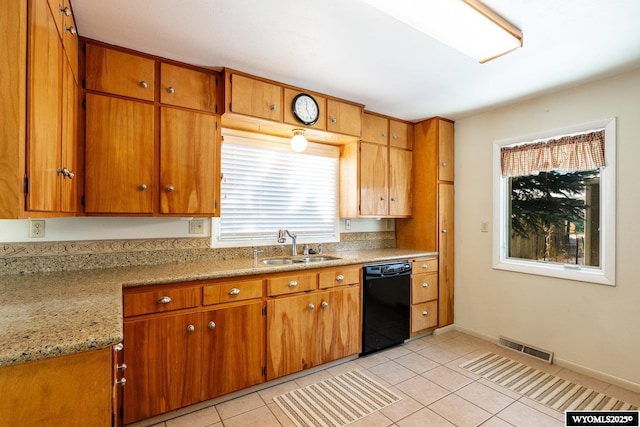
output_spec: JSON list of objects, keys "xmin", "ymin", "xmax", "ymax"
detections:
[
  {"xmin": 326, "ymin": 99, "xmax": 362, "ymax": 136},
  {"xmin": 412, "ymin": 258, "xmax": 438, "ymax": 274},
  {"xmin": 229, "ymin": 73, "xmax": 282, "ymax": 121},
  {"xmin": 123, "ymin": 286, "xmax": 200, "ymax": 317},
  {"xmin": 203, "ymin": 279, "xmax": 263, "ymax": 305},
  {"xmin": 318, "ymin": 266, "xmax": 361, "ymax": 289},
  {"xmin": 85, "ymin": 44, "xmax": 156, "ymax": 101},
  {"xmin": 389, "ymin": 120, "xmax": 412, "ymax": 150},
  {"xmin": 361, "ymin": 112, "xmax": 388, "ymax": 145},
  {"xmin": 411, "ymin": 301, "xmax": 438, "ymax": 334},
  {"xmin": 160, "ymin": 63, "xmax": 218, "ymax": 113},
  {"xmin": 411, "ymin": 273, "xmax": 438, "ymax": 304},
  {"xmin": 267, "ymin": 273, "xmax": 316, "ymax": 296}
]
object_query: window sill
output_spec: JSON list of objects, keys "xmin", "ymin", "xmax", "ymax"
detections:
[{"xmin": 493, "ymin": 258, "xmax": 614, "ymax": 286}]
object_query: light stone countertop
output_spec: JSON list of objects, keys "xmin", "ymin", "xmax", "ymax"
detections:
[{"xmin": 0, "ymin": 249, "xmax": 436, "ymax": 367}]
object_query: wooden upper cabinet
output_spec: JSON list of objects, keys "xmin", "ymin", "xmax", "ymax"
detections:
[
  {"xmin": 85, "ymin": 44, "xmax": 156, "ymax": 101},
  {"xmin": 326, "ymin": 99, "xmax": 362, "ymax": 137},
  {"xmin": 283, "ymin": 88, "xmax": 326, "ymax": 130},
  {"xmin": 160, "ymin": 63, "xmax": 218, "ymax": 113},
  {"xmin": 361, "ymin": 112, "xmax": 388, "ymax": 145},
  {"xmin": 390, "ymin": 119, "xmax": 412, "ymax": 150},
  {"xmin": 159, "ymin": 107, "xmax": 219, "ymax": 215},
  {"xmin": 228, "ymin": 73, "xmax": 282, "ymax": 121},
  {"xmin": 389, "ymin": 147, "xmax": 412, "ymax": 217},
  {"xmin": 27, "ymin": 0, "xmax": 62, "ymax": 212},
  {"xmin": 438, "ymin": 119, "xmax": 454, "ymax": 182},
  {"xmin": 84, "ymin": 93, "xmax": 155, "ymax": 214},
  {"xmin": 359, "ymin": 142, "xmax": 388, "ymax": 216}
]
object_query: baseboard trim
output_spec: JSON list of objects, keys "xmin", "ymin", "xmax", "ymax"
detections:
[{"xmin": 453, "ymin": 325, "xmax": 640, "ymax": 393}]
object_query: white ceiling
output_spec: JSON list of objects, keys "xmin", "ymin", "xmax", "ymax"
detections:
[{"xmin": 71, "ymin": 0, "xmax": 640, "ymax": 122}]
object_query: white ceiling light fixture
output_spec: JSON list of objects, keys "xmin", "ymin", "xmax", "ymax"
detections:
[
  {"xmin": 360, "ymin": 0, "xmax": 522, "ymax": 63},
  {"xmin": 290, "ymin": 129, "xmax": 308, "ymax": 152}
]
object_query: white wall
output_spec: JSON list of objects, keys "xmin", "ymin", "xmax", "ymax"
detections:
[{"xmin": 455, "ymin": 69, "xmax": 640, "ymax": 389}]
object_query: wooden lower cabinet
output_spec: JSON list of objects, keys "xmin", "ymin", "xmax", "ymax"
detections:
[
  {"xmin": 123, "ymin": 312, "xmax": 202, "ymax": 424},
  {"xmin": 410, "ymin": 257, "xmax": 439, "ymax": 336},
  {"xmin": 0, "ymin": 347, "xmax": 113, "ymax": 427},
  {"xmin": 202, "ymin": 302, "xmax": 265, "ymax": 400},
  {"xmin": 266, "ymin": 284, "xmax": 361, "ymax": 380}
]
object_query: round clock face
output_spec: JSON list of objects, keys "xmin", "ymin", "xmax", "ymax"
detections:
[{"xmin": 292, "ymin": 93, "xmax": 319, "ymax": 126}]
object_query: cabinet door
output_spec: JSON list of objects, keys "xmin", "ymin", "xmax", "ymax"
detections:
[
  {"xmin": 317, "ymin": 286, "xmax": 361, "ymax": 363},
  {"xmin": 160, "ymin": 63, "xmax": 218, "ymax": 113},
  {"xmin": 85, "ymin": 93, "xmax": 155, "ymax": 213},
  {"xmin": 361, "ymin": 112, "xmax": 388, "ymax": 145},
  {"xmin": 389, "ymin": 147, "xmax": 412, "ymax": 217},
  {"xmin": 202, "ymin": 302, "xmax": 265, "ymax": 399},
  {"xmin": 438, "ymin": 120, "xmax": 454, "ymax": 182},
  {"xmin": 266, "ymin": 293, "xmax": 316, "ymax": 380},
  {"xmin": 411, "ymin": 300, "xmax": 438, "ymax": 334},
  {"xmin": 160, "ymin": 107, "xmax": 218, "ymax": 215},
  {"xmin": 27, "ymin": 0, "xmax": 62, "ymax": 212},
  {"xmin": 60, "ymin": 56, "xmax": 77, "ymax": 213},
  {"xmin": 326, "ymin": 99, "xmax": 362, "ymax": 136},
  {"xmin": 123, "ymin": 312, "xmax": 202, "ymax": 424},
  {"xmin": 229, "ymin": 73, "xmax": 281, "ymax": 121},
  {"xmin": 85, "ymin": 44, "xmax": 156, "ymax": 101},
  {"xmin": 411, "ymin": 273, "xmax": 438, "ymax": 304},
  {"xmin": 389, "ymin": 120, "xmax": 412, "ymax": 150},
  {"xmin": 438, "ymin": 183, "xmax": 454, "ymax": 327},
  {"xmin": 359, "ymin": 142, "xmax": 388, "ymax": 216}
]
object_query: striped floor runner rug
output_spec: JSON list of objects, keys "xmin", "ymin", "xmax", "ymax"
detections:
[
  {"xmin": 460, "ymin": 352, "xmax": 638, "ymax": 412},
  {"xmin": 273, "ymin": 370, "xmax": 401, "ymax": 427}
]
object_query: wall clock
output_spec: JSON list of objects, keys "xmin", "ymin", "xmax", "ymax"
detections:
[{"xmin": 291, "ymin": 93, "xmax": 320, "ymax": 126}]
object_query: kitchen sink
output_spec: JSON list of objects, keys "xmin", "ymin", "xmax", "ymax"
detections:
[{"xmin": 261, "ymin": 255, "xmax": 341, "ymax": 265}]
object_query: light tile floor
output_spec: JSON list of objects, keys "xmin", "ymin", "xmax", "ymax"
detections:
[{"xmin": 146, "ymin": 331, "xmax": 640, "ymax": 427}]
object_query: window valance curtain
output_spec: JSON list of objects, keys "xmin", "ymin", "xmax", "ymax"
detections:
[{"xmin": 501, "ymin": 130, "xmax": 605, "ymax": 177}]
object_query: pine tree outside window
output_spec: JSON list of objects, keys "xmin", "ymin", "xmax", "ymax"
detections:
[{"xmin": 492, "ymin": 119, "xmax": 616, "ymax": 285}]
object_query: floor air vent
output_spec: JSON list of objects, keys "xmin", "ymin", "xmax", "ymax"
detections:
[{"xmin": 498, "ymin": 336, "xmax": 554, "ymax": 364}]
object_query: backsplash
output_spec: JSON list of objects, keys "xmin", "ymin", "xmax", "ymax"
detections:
[{"xmin": 0, "ymin": 231, "xmax": 395, "ymax": 275}]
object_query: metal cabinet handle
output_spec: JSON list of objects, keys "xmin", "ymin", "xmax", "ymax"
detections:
[
  {"xmin": 114, "ymin": 343, "xmax": 124, "ymax": 352},
  {"xmin": 166, "ymin": 185, "xmax": 175, "ymax": 193},
  {"xmin": 308, "ymin": 303, "xmax": 315, "ymax": 310},
  {"xmin": 391, "ymin": 197, "xmax": 396, "ymax": 202},
  {"xmin": 422, "ymin": 282, "xmax": 429, "ymax": 288},
  {"xmin": 60, "ymin": 6, "xmax": 72, "ymax": 16},
  {"xmin": 65, "ymin": 26, "xmax": 77, "ymax": 36},
  {"xmin": 57, "ymin": 167, "xmax": 74, "ymax": 179},
  {"xmin": 157, "ymin": 296, "xmax": 172, "ymax": 304},
  {"xmin": 139, "ymin": 81, "xmax": 148, "ymax": 88},
  {"xmin": 336, "ymin": 274, "xmax": 344, "ymax": 281},
  {"xmin": 321, "ymin": 301, "xmax": 329, "ymax": 309},
  {"xmin": 167, "ymin": 86, "xmax": 175, "ymax": 94},
  {"xmin": 422, "ymin": 310, "xmax": 429, "ymax": 316},
  {"xmin": 441, "ymin": 162, "xmax": 447, "ymax": 167},
  {"xmin": 442, "ymin": 229, "xmax": 447, "ymax": 233},
  {"xmin": 380, "ymin": 196, "xmax": 385, "ymax": 201},
  {"xmin": 117, "ymin": 363, "xmax": 127, "ymax": 371},
  {"xmin": 208, "ymin": 321, "xmax": 216, "ymax": 329},
  {"xmin": 392, "ymin": 134, "xmax": 398, "ymax": 140},
  {"xmin": 381, "ymin": 132, "xmax": 387, "ymax": 137},
  {"xmin": 228, "ymin": 288, "xmax": 241, "ymax": 296},
  {"xmin": 288, "ymin": 280, "xmax": 298, "ymax": 287},
  {"xmin": 139, "ymin": 184, "xmax": 148, "ymax": 191},
  {"xmin": 186, "ymin": 324, "xmax": 195, "ymax": 332},
  {"xmin": 422, "ymin": 264, "xmax": 429, "ymax": 269},
  {"xmin": 116, "ymin": 378, "xmax": 127, "ymax": 387},
  {"xmin": 331, "ymin": 117, "xmax": 337, "ymax": 123},
  {"xmin": 270, "ymin": 104, "xmax": 277, "ymax": 111}
]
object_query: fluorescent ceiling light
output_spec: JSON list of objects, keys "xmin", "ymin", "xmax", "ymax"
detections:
[{"xmin": 361, "ymin": 0, "xmax": 522, "ymax": 63}]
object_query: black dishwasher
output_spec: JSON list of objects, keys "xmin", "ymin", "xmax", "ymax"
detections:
[{"xmin": 361, "ymin": 261, "xmax": 412, "ymax": 355}]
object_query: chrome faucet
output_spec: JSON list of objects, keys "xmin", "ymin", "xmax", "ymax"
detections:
[{"xmin": 278, "ymin": 229, "xmax": 297, "ymax": 255}]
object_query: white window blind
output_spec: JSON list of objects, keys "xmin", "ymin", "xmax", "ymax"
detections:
[{"xmin": 219, "ymin": 135, "xmax": 339, "ymax": 240}]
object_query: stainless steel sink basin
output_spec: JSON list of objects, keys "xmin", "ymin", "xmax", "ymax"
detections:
[
  {"xmin": 261, "ymin": 258, "xmax": 294, "ymax": 265},
  {"xmin": 293, "ymin": 256, "xmax": 341, "ymax": 263},
  {"xmin": 261, "ymin": 255, "xmax": 340, "ymax": 265}
]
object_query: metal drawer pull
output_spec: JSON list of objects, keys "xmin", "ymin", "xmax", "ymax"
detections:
[
  {"xmin": 167, "ymin": 86, "xmax": 175, "ymax": 94},
  {"xmin": 270, "ymin": 104, "xmax": 277, "ymax": 110},
  {"xmin": 116, "ymin": 378, "xmax": 126, "ymax": 387},
  {"xmin": 321, "ymin": 301, "xmax": 329, "ymax": 309},
  {"xmin": 186, "ymin": 324, "xmax": 195, "ymax": 332},
  {"xmin": 228, "ymin": 288, "xmax": 241, "ymax": 296},
  {"xmin": 308, "ymin": 303, "xmax": 315, "ymax": 310},
  {"xmin": 117, "ymin": 363, "xmax": 127, "ymax": 371},
  {"xmin": 208, "ymin": 321, "xmax": 216, "ymax": 329},
  {"xmin": 422, "ymin": 310, "xmax": 429, "ymax": 316},
  {"xmin": 139, "ymin": 81, "xmax": 148, "ymax": 88},
  {"xmin": 157, "ymin": 296, "xmax": 172, "ymax": 304},
  {"xmin": 114, "ymin": 343, "xmax": 124, "ymax": 352},
  {"xmin": 422, "ymin": 282, "xmax": 429, "ymax": 288},
  {"xmin": 288, "ymin": 281, "xmax": 298, "ymax": 287},
  {"xmin": 336, "ymin": 274, "xmax": 344, "ymax": 281},
  {"xmin": 422, "ymin": 264, "xmax": 429, "ymax": 269}
]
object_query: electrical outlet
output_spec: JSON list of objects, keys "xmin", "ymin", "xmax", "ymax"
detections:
[
  {"xmin": 29, "ymin": 220, "xmax": 45, "ymax": 238},
  {"xmin": 189, "ymin": 219, "xmax": 205, "ymax": 235},
  {"xmin": 345, "ymin": 219, "xmax": 351, "ymax": 230}
]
